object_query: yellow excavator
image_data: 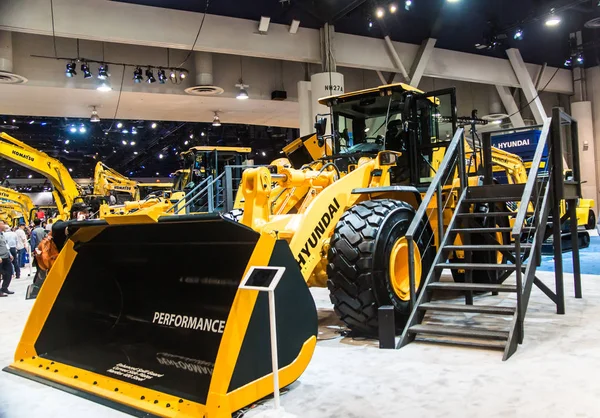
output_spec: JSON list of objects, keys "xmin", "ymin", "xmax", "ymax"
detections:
[
  {"xmin": 0, "ymin": 185, "xmax": 34, "ymax": 224},
  {"xmin": 93, "ymin": 162, "xmax": 140, "ymax": 202},
  {"xmin": 0, "ymin": 202, "xmax": 27, "ymax": 225},
  {"xmin": 0, "ymin": 132, "xmax": 82, "ymax": 220}
]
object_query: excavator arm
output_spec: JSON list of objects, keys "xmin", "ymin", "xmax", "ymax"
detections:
[
  {"xmin": 0, "ymin": 185, "xmax": 34, "ymax": 222},
  {"xmin": 0, "ymin": 132, "xmax": 81, "ymax": 220},
  {"xmin": 93, "ymin": 162, "xmax": 140, "ymax": 201}
]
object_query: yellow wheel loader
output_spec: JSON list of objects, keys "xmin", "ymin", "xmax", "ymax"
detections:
[{"xmin": 6, "ymin": 84, "xmax": 507, "ymax": 417}]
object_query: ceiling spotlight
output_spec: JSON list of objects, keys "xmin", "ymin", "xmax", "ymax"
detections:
[
  {"xmin": 97, "ymin": 81, "xmax": 112, "ymax": 92},
  {"xmin": 201, "ymin": 131, "xmax": 205, "ymax": 136},
  {"xmin": 134, "ymin": 151, "xmax": 138, "ymax": 155},
  {"xmin": 68, "ymin": 168, "xmax": 73, "ymax": 172},
  {"xmin": 90, "ymin": 106, "xmax": 100, "ymax": 123},
  {"xmin": 122, "ymin": 129, "xmax": 129, "ymax": 134},
  {"xmin": 368, "ymin": 20, "xmax": 373, "ymax": 29},
  {"xmin": 130, "ymin": 141, "xmax": 136, "ymax": 146},
  {"xmin": 179, "ymin": 70, "xmax": 187, "ymax": 80},
  {"xmin": 117, "ymin": 122, "xmax": 123, "ymax": 128},
  {"xmin": 79, "ymin": 126, "xmax": 86, "ymax": 133},
  {"xmin": 151, "ymin": 122, "xmax": 157, "ymax": 129},
  {"xmin": 146, "ymin": 68, "xmax": 156, "ymax": 84},
  {"xmin": 29, "ymin": 120, "xmax": 34, "ymax": 125},
  {"xmin": 158, "ymin": 153, "xmax": 164, "ymax": 159},
  {"xmin": 184, "ymin": 140, "xmax": 189, "ymax": 145},
  {"xmin": 212, "ymin": 113, "xmax": 221, "ymax": 127},
  {"xmin": 169, "ymin": 69, "xmax": 177, "ymax": 80},
  {"xmin": 131, "ymin": 128, "xmax": 137, "ymax": 135},
  {"xmin": 545, "ymin": 10, "xmax": 561, "ymax": 26},
  {"xmin": 391, "ymin": 3, "xmax": 399, "ymax": 13},
  {"xmin": 133, "ymin": 67, "xmax": 143, "ymax": 83},
  {"xmin": 66, "ymin": 62, "xmax": 77, "ymax": 77},
  {"xmin": 156, "ymin": 172, "xmax": 160, "ymax": 176},
  {"xmin": 64, "ymin": 139, "xmax": 70, "ymax": 144},
  {"xmin": 28, "ymin": 174, "xmax": 32, "ymax": 179},
  {"xmin": 514, "ymin": 28, "xmax": 523, "ymax": 40},
  {"xmin": 122, "ymin": 140, "xmax": 127, "ymax": 145},
  {"xmin": 236, "ymin": 80, "xmax": 249, "ymax": 100},
  {"xmin": 157, "ymin": 69, "xmax": 167, "ymax": 84},
  {"xmin": 69, "ymin": 126, "xmax": 77, "ymax": 133},
  {"xmin": 376, "ymin": 7, "xmax": 385, "ymax": 18},
  {"xmin": 577, "ymin": 54, "xmax": 584, "ymax": 64},
  {"xmin": 81, "ymin": 63, "xmax": 92, "ymax": 79},
  {"xmin": 261, "ymin": 151, "xmax": 266, "ymax": 157},
  {"xmin": 98, "ymin": 64, "xmax": 109, "ymax": 80},
  {"xmin": 189, "ymin": 134, "xmax": 194, "ymax": 139}
]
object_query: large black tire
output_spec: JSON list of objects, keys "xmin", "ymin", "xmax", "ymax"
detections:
[
  {"xmin": 327, "ymin": 199, "xmax": 434, "ymax": 336},
  {"xmin": 450, "ymin": 202, "xmax": 511, "ymax": 284},
  {"xmin": 586, "ymin": 210, "xmax": 596, "ymax": 231}
]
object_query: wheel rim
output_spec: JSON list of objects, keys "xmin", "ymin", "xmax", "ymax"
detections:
[{"xmin": 389, "ymin": 237, "xmax": 422, "ymax": 301}]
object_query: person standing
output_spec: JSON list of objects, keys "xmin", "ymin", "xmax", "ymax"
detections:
[
  {"xmin": 30, "ymin": 218, "xmax": 47, "ymax": 284},
  {"xmin": 15, "ymin": 223, "xmax": 28, "ymax": 268},
  {"xmin": 0, "ymin": 226, "xmax": 14, "ymax": 296},
  {"xmin": 4, "ymin": 226, "xmax": 19, "ymax": 279}
]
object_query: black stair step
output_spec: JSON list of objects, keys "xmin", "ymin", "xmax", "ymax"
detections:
[
  {"xmin": 414, "ymin": 337, "xmax": 506, "ymax": 350},
  {"xmin": 463, "ymin": 197, "xmax": 523, "ymax": 203},
  {"xmin": 418, "ymin": 303, "xmax": 516, "ymax": 315},
  {"xmin": 443, "ymin": 244, "xmax": 532, "ymax": 251},
  {"xmin": 451, "ymin": 227, "xmax": 535, "ymax": 233},
  {"xmin": 408, "ymin": 324, "xmax": 509, "ymax": 341},
  {"xmin": 427, "ymin": 282, "xmax": 518, "ymax": 292},
  {"xmin": 457, "ymin": 211, "xmax": 520, "ymax": 218},
  {"xmin": 435, "ymin": 263, "xmax": 525, "ymax": 271}
]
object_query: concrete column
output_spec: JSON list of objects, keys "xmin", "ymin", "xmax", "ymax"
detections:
[
  {"xmin": 298, "ymin": 80, "xmax": 312, "ymax": 136},
  {"xmin": 571, "ymin": 102, "xmax": 597, "ymax": 211},
  {"xmin": 0, "ymin": 30, "xmax": 13, "ymax": 72},
  {"xmin": 585, "ymin": 66, "xmax": 600, "ymax": 213},
  {"xmin": 310, "ymin": 72, "xmax": 344, "ymax": 136},
  {"xmin": 194, "ymin": 52, "xmax": 213, "ymax": 85}
]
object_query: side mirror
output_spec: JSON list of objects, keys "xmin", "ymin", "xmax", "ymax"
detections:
[{"xmin": 314, "ymin": 118, "xmax": 327, "ymax": 137}]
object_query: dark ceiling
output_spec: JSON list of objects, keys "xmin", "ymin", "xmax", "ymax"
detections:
[
  {"xmin": 0, "ymin": 117, "xmax": 297, "ymax": 180},
  {"xmin": 115, "ymin": 0, "xmax": 600, "ymax": 67}
]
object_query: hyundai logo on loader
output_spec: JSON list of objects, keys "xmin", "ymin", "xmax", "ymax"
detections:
[
  {"xmin": 152, "ymin": 311, "xmax": 226, "ymax": 333},
  {"xmin": 11, "ymin": 150, "xmax": 34, "ymax": 161},
  {"xmin": 496, "ymin": 138, "xmax": 530, "ymax": 150},
  {"xmin": 297, "ymin": 197, "xmax": 341, "ymax": 268}
]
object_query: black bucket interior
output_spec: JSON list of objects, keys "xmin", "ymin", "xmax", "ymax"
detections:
[{"xmin": 35, "ymin": 215, "xmax": 259, "ymax": 405}]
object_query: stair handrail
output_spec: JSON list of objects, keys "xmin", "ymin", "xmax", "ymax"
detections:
[
  {"xmin": 406, "ymin": 127, "xmax": 466, "ymax": 307},
  {"xmin": 511, "ymin": 118, "xmax": 551, "ymax": 239}
]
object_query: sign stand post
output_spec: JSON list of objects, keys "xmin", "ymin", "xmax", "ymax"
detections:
[{"xmin": 239, "ymin": 266, "xmax": 297, "ymax": 418}]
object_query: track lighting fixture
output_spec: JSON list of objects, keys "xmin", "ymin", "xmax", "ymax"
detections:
[
  {"xmin": 133, "ymin": 67, "xmax": 143, "ymax": 83},
  {"xmin": 98, "ymin": 64, "xmax": 109, "ymax": 80},
  {"xmin": 90, "ymin": 106, "xmax": 100, "ymax": 123},
  {"xmin": 65, "ymin": 62, "xmax": 77, "ymax": 77},
  {"xmin": 157, "ymin": 69, "xmax": 167, "ymax": 84},
  {"xmin": 212, "ymin": 112, "xmax": 221, "ymax": 127},
  {"xmin": 146, "ymin": 68, "xmax": 156, "ymax": 83},
  {"xmin": 169, "ymin": 69, "xmax": 177, "ymax": 81},
  {"xmin": 81, "ymin": 62, "xmax": 92, "ymax": 79},
  {"xmin": 179, "ymin": 70, "xmax": 188, "ymax": 80}
]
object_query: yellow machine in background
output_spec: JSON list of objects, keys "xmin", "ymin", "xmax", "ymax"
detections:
[
  {"xmin": 0, "ymin": 185, "xmax": 34, "ymax": 224},
  {"xmin": 93, "ymin": 162, "xmax": 140, "ymax": 202},
  {"xmin": 0, "ymin": 132, "xmax": 81, "ymax": 220},
  {"xmin": 0, "ymin": 202, "xmax": 27, "ymax": 225}
]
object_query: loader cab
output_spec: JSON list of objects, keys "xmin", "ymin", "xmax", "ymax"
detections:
[{"xmin": 326, "ymin": 84, "xmax": 457, "ymax": 188}]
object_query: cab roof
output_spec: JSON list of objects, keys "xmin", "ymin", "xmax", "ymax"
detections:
[{"xmin": 318, "ymin": 82, "xmax": 438, "ymax": 106}]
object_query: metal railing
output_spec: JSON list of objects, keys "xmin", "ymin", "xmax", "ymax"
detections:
[
  {"xmin": 223, "ymin": 164, "xmax": 262, "ymax": 212},
  {"xmin": 167, "ymin": 175, "xmax": 216, "ymax": 214},
  {"xmin": 405, "ymin": 127, "xmax": 466, "ymax": 308}
]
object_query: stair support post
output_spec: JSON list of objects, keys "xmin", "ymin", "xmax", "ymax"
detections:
[
  {"xmin": 568, "ymin": 199, "xmax": 582, "ymax": 298},
  {"xmin": 514, "ymin": 239, "xmax": 524, "ymax": 343},
  {"xmin": 408, "ymin": 236, "xmax": 416, "ymax": 310}
]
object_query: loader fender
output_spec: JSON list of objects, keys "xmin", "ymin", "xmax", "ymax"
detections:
[{"xmin": 5, "ymin": 214, "xmax": 317, "ymax": 418}]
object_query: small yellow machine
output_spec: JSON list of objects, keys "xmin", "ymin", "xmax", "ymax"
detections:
[
  {"xmin": 93, "ymin": 162, "xmax": 140, "ymax": 202},
  {"xmin": 0, "ymin": 186, "xmax": 34, "ymax": 224}
]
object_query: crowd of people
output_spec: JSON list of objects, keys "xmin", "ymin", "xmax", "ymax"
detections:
[{"xmin": 0, "ymin": 214, "xmax": 49, "ymax": 297}]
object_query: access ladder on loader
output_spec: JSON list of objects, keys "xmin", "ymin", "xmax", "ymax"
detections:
[{"xmin": 398, "ymin": 108, "xmax": 584, "ymax": 360}]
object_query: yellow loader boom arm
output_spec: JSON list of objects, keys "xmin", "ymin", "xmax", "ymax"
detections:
[
  {"xmin": 0, "ymin": 132, "xmax": 81, "ymax": 220},
  {"xmin": 0, "ymin": 185, "xmax": 34, "ymax": 221},
  {"xmin": 93, "ymin": 162, "xmax": 140, "ymax": 201}
]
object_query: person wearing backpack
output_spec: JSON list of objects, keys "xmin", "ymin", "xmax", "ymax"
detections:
[{"xmin": 0, "ymin": 224, "xmax": 14, "ymax": 296}]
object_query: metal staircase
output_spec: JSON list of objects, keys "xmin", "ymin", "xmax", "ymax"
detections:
[{"xmin": 398, "ymin": 108, "xmax": 584, "ymax": 360}]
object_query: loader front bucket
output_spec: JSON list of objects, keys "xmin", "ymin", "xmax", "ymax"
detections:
[{"xmin": 5, "ymin": 214, "xmax": 317, "ymax": 418}]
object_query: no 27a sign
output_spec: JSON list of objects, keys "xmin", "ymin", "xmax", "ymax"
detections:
[{"xmin": 324, "ymin": 85, "xmax": 343, "ymax": 92}]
